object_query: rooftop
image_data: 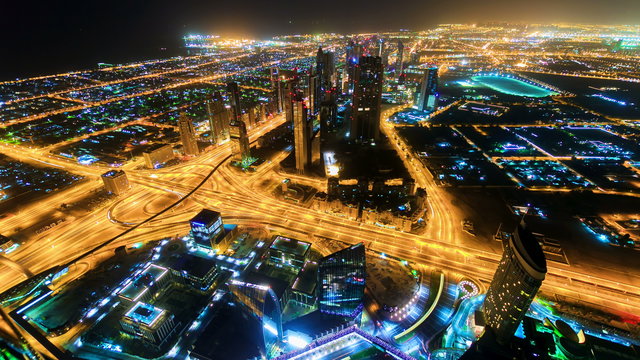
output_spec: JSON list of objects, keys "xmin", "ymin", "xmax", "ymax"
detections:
[
  {"xmin": 291, "ymin": 261, "xmax": 318, "ymax": 295},
  {"xmin": 190, "ymin": 209, "xmax": 222, "ymax": 227},
  {"xmin": 124, "ymin": 302, "xmax": 166, "ymax": 328},
  {"xmin": 269, "ymin": 236, "xmax": 311, "ymax": 257},
  {"xmin": 101, "ymin": 169, "xmax": 125, "ymax": 178},
  {"xmin": 161, "ymin": 253, "xmax": 216, "ymax": 279}
]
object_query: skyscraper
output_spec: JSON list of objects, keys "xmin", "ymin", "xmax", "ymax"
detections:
[
  {"xmin": 318, "ymin": 243, "xmax": 366, "ymax": 318},
  {"xmin": 178, "ymin": 112, "xmax": 199, "ymax": 156},
  {"xmin": 416, "ymin": 67, "xmax": 439, "ymax": 112},
  {"xmin": 351, "ymin": 56, "xmax": 383, "ymax": 143},
  {"xmin": 227, "ymin": 82, "xmax": 243, "ymax": 124},
  {"xmin": 345, "ymin": 40, "xmax": 363, "ymax": 93},
  {"xmin": 396, "ymin": 41, "xmax": 404, "ymax": 78},
  {"xmin": 316, "ymin": 47, "xmax": 336, "ymax": 104},
  {"xmin": 305, "ymin": 69, "xmax": 317, "ymax": 115},
  {"xmin": 292, "ymin": 93, "xmax": 312, "ymax": 174},
  {"xmin": 282, "ymin": 78, "xmax": 297, "ymax": 126},
  {"xmin": 270, "ymin": 67, "xmax": 283, "ymax": 113},
  {"xmin": 206, "ymin": 92, "xmax": 229, "ymax": 144},
  {"xmin": 483, "ymin": 223, "xmax": 547, "ymax": 345},
  {"xmin": 319, "ymin": 101, "xmax": 337, "ymax": 139},
  {"xmin": 229, "ymin": 119, "xmax": 251, "ymax": 161}
]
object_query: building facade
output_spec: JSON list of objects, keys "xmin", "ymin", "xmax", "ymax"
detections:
[
  {"xmin": 206, "ymin": 92, "xmax": 230, "ymax": 144},
  {"xmin": 318, "ymin": 243, "xmax": 366, "ymax": 318},
  {"xmin": 190, "ymin": 209, "xmax": 224, "ymax": 251},
  {"xmin": 483, "ymin": 223, "xmax": 547, "ymax": 344},
  {"xmin": 101, "ymin": 170, "xmax": 130, "ymax": 195},
  {"xmin": 229, "ymin": 119, "xmax": 251, "ymax": 161},
  {"xmin": 178, "ymin": 112, "xmax": 200, "ymax": 156},
  {"xmin": 142, "ymin": 144, "xmax": 174, "ymax": 169},
  {"xmin": 351, "ymin": 56, "xmax": 383, "ymax": 143},
  {"xmin": 292, "ymin": 94, "xmax": 312, "ymax": 174},
  {"xmin": 416, "ymin": 67, "xmax": 439, "ymax": 112}
]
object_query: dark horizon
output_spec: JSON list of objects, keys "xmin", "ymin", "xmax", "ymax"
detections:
[{"xmin": 2, "ymin": 0, "xmax": 639, "ymax": 81}]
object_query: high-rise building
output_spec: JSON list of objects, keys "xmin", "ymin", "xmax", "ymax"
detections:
[
  {"xmin": 292, "ymin": 93, "xmax": 312, "ymax": 174},
  {"xmin": 101, "ymin": 170, "xmax": 130, "ymax": 195},
  {"xmin": 316, "ymin": 47, "xmax": 336, "ymax": 104},
  {"xmin": 178, "ymin": 112, "xmax": 199, "ymax": 156},
  {"xmin": 143, "ymin": 144, "xmax": 174, "ymax": 169},
  {"xmin": 305, "ymin": 69, "xmax": 317, "ymax": 115},
  {"xmin": 270, "ymin": 67, "xmax": 283, "ymax": 113},
  {"xmin": 351, "ymin": 56, "xmax": 383, "ymax": 143},
  {"xmin": 416, "ymin": 67, "xmax": 439, "ymax": 112},
  {"xmin": 318, "ymin": 243, "xmax": 366, "ymax": 318},
  {"xmin": 206, "ymin": 92, "xmax": 229, "ymax": 144},
  {"xmin": 483, "ymin": 223, "xmax": 547, "ymax": 345},
  {"xmin": 228, "ymin": 279, "xmax": 283, "ymax": 352},
  {"xmin": 229, "ymin": 118, "xmax": 251, "ymax": 161},
  {"xmin": 396, "ymin": 41, "xmax": 404, "ymax": 77},
  {"xmin": 345, "ymin": 41, "xmax": 363, "ymax": 93},
  {"xmin": 319, "ymin": 101, "xmax": 338, "ymax": 139},
  {"xmin": 190, "ymin": 209, "xmax": 224, "ymax": 250},
  {"xmin": 227, "ymin": 82, "xmax": 243, "ymax": 124},
  {"xmin": 282, "ymin": 78, "xmax": 297, "ymax": 125}
]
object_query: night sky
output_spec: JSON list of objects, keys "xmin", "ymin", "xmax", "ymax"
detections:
[{"xmin": 1, "ymin": 0, "xmax": 639, "ymax": 81}]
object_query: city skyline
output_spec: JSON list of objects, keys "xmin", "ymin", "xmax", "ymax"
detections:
[
  {"xmin": 2, "ymin": 0, "xmax": 640, "ymax": 79},
  {"xmin": 0, "ymin": 21, "xmax": 639, "ymax": 360}
]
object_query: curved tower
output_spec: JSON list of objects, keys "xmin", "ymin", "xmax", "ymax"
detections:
[{"xmin": 483, "ymin": 223, "xmax": 547, "ymax": 344}]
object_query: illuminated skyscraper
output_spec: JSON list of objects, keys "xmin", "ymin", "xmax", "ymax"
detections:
[
  {"xmin": 316, "ymin": 47, "xmax": 336, "ymax": 104},
  {"xmin": 416, "ymin": 67, "xmax": 439, "ymax": 112},
  {"xmin": 227, "ymin": 82, "xmax": 243, "ymax": 124},
  {"xmin": 305, "ymin": 69, "xmax": 317, "ymax": 115},
  {"xmin": 292, "ymin": 93, "xmax": 312, "ymax": 174},
  {"xmin": 351, "ymin": 56, "xmax": 383, "ymax": 143},
  {"xmin": 229, "ymin": 119, "xmax": 251, "ymax": 161},
  {"xmin": 318, "ymin": 243, "xmax": 366, "ymax": 318},
  {"xmin": 345, "ymin": 40, "xmax": 363, "ymax": 93},
  {"xmin": 483, "ymin": 223, "xmax": 547, "ymax": 345},
  {"xmin": 206, "ymin": 92, "xmax": 229, "ymax": 144},
  {"xmin": 178, "ymin": 112, "xmax": 199, "ymax": 155},
  {"xmin": 282, "ymin": 78, "xmax": 297, "ymax": 125},
  {"xmin": 396, "ymin": 41, "xmax": 404, "ymax": 77}
]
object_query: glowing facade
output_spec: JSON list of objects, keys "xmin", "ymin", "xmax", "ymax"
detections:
[
  {"xmin": 189, "ymin": 209, "xmax": 224, "ymax": 250},
  {"xmin": 206, "ymin": 92, "xmax": 230, "ymax": 144},
  {"xmin": 292, "ymin": 94, "xmax": 312, "ymax": 174},
  {"xmin": 483, "ymin": 223, "xmax": 547, "ymax": 344},
  {"xmin": 318, "ymin": 243, "xmax": 366, "ymax": 318},
  {"xmin": 416, "ymin": 67, "xmax": 438, "ymax": 112},
  {"xmin": 101, "ymin": 170, "xmax": 130, "ymax": 195},
  {"xmin": 178, "ymin": 112, "xmax": 200, "ymax": 156}
]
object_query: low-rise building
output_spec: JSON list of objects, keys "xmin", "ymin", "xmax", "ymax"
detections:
[
  {"xmin": 120, "ymin": 302, "xmax": 178, "ymax": 345},
  {"xmin": 143, "ymin": 144, "xmax": 174, "ymax": 169},
  {"xmin": 101, "ymin": 170, "xmax": 130, "ymax": 195}
]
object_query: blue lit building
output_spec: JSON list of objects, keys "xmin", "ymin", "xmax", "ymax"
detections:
[
  {"xmin": 416, "ymin": 67, "xmax": 439, "ymax": 112},
  {"xmin": 190, "ymin": 209, "xmax": 224, "ymax": 251},
  {"xmin": 318, "ymin": 243, "xmax": 366, "ymax": 318},
  {"xmin": 228, "ymin": 279, "xmax": 284, "ymax": 355},
  {"xmin": 120, "ymin": 302, "xmax": 177, "ymax": 346}
]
